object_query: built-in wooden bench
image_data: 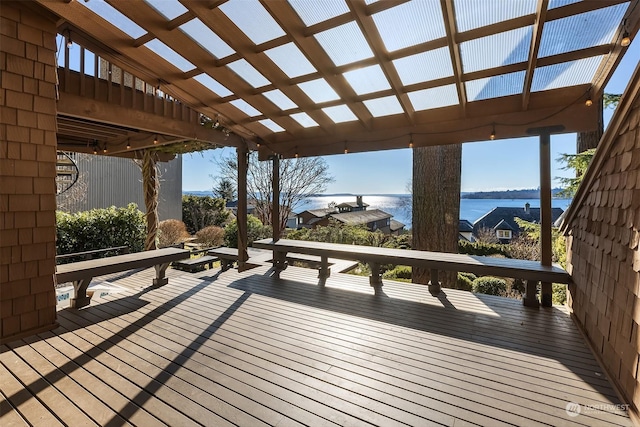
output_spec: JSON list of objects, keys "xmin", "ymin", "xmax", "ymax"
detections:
[
  {"xmin": 56, "ymin": 245, "xmax": 130, "ymax": 264},
  {"xmin": 55, "ymin": 247, "xmax": 189, "ymax": 308},
  {"xmin": 207, "ymin": 247, "xmax": 240, "ymax": 271},
  {"xmin": 173, "ymin": 248, "xmax": 218, "ymax": 273},
  {"xmin": 253, "ymin": 238, "xmax": 571, "ymax": 306}
]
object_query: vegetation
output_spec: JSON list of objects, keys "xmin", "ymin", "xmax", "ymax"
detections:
[
  {"xmin": 286, "ymin": 219, "xmax": 410, "ymax": 249},
  {"xmin": 196, "ymin": 225, "xmax": 225, "ymax": 248},
  {"xmin": 223, "ymin": 215, "xmax": 271, "ymax": 248},
  {"xmin": 382, "ymin": 265, "xmax": 412, "ymax": 282},
  {"xmin": 458, "ymin": 240, "xmax": 508, "ymax": 257},
  {"xmin": 158, "ymin": 219, "xmax": 190, "ymax": 248},
  {"xmin": 56, "ymin": 204, "xmax": 145, "ymax": 256},
  {"xmin": 212, "ymin": 178, "xmax": 236, "ymax": 201},
  {"xmin": 472, "ymin": 276, "xmax": 507, "ymax": 296},
  {"xmin": 556, "ymin": 148, "xmax": 596, "ymax": 198},
  {"xmin": 182, "ymin": 195, "xmax": 230, "ymax": 234}
]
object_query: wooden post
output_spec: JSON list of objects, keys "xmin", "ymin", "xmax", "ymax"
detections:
[
  {"xmin": 429, "ymin": 269, "xmax": 441, "ymax": 295},
  {"xmin": 237, "ymin": 143, "xmax": 249, "ymax": 270},
  {"xmin": 271, "ymin": 154, "xmax": 280, "ymax": 242}
]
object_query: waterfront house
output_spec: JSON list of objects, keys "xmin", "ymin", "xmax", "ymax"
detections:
[
  {"xmin": 459, "ymin": 219, "xmax": 475, "ymax": 242},
  {"xmin": 472, "ymin": 203, "xmax": 564, "ymax": 242}
]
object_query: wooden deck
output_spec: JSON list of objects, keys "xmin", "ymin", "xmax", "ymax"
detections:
[{"xmin": 0, "ymin": 264, "xmax": 632, "ymax": 426}]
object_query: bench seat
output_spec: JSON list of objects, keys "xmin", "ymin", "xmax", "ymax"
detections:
[
  {"xmin": 55, "ymin": 247, "xmax": 189, "ymax": 308},
  {"xmin": 173, "ymin": 255, "xmax": 217, "ymax": 273},
  {"xmin": 207, "ymin": 247, "xmax": 239, "ymax": 271}
]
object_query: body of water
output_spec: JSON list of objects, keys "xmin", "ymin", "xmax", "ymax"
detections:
[{"xmin": 295, "ymin": 194, "xmax": 572, "ymax": 228}]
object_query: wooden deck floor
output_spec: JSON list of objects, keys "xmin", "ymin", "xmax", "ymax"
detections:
[{"xmin": 1, "ymin": 264, "xmax": 632, "ymax": 426}]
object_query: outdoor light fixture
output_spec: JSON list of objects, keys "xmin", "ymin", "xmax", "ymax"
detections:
[
  {"xmin": 103, "ymin": 144, "xmax": 108, "ymax": 153},
  {"xmin": 409, "ymin": 135, "xmax": 414, "ymax": 148},
  {"xmin": 66, "ymin": 31, "xmax": 72, "ymax": 48},
  {"xmin": 126, "ymin": 139, "xmax": 131, "ymax": 150},
  {"xmin": 585, "ymin": 89, "xmax": 593, "ymax": 107},
  {"xmin": 490, "ymin": 124, "xmax": 496, "ymax": 140},
  {"xmin": 621, "ymin": 31, "xmax": 631, "ymax": 47},
  {"xmin": 153, "ymin": 134, "xmax": 158, "ymax": 144},
  {"xmin": 295, "ymin": 147, "xmax": 299, "ymax": 158}
]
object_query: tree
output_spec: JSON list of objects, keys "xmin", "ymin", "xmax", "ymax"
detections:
[
  {"xmin": 412, "ymin": 144, "xmax": 462, "ymax": 288},
  {"xmin": 182, "ymin": 195, "xmax": 230, "ymax": 234},
  {"xmin": 215, "ymin": 152, "xmax": 333, "ymax": 234},
  {"xmin": 556, "ymin": 149, "xmax": 596, "ymax": 198},
  {"xmin": 212, "ymin": 177, "xmax": 236, "ymax": 201}
]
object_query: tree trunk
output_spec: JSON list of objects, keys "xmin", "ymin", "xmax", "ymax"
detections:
[
  {"xmin": 142, "ymin": 150, "xmax": 159, "ymax": 251},
  {"xmin": 412, "ymin": 144, "xmax": 462, "ymax": 287},
  {"xmin": 577, "ymin": 92, "xmax": 603, "ymax": 153}
]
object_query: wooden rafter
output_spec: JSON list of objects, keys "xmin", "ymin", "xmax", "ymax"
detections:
[{"xmin": 441, "ymin": 0, "xmax": 467, "ymax": 117}]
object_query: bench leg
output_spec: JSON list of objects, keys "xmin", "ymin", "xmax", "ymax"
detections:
[
  {"xmin": 153, "ymin": 262, "xmax": 170, "ymax": 286},
  {"xmin": 540, "ymin": 281, "xmax": 552, "ymax": 307},
  {"xmin": 221, "ymin": 259, "xmax": 232, "ymax": 271},
  {"xmin": 428, "ymin": 269, "xmax": 441, "ymax": 295},
  {"xmin": 273, "ymin": 252, "xmax": 288, "ymax": 278},
  {"xmin": 318, "ymin": 255, "xmax": 331, "ymax": 282},
  {"xmin": 523, "ymin": 280, "xmax": 540, "ymax": 308},
  {"xmin": 369, "ymin": 262, "xmax": 383, "ymax": 288},
  {"xmin": 70, "ymin": 278, "xmax": 93, "ymax": 309}
]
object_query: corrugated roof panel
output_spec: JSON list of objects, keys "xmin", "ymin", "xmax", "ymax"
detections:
[
  {"xmin": 263, "ymin": 90, "xmax": 298, "ymax": 111},
  {"xmin": 531, "ymin": 55, "xmax": 603, "ymax": 91},
  {"xmin": 143, "ymin": 39, "xmax": 195, "ymax": 72},
  {"xmin": 259, "ymin": 119, "xmax": 285, "ymax": 132},
  {"xmin": 288, "ymin": 0, "xmax": 349, "ymax": 26},
  {"xmin": 393, "ymin": 47, "xmax": 453, "ymax": 86},
  {"xmin": 460, "ymin": 26, "xmax": 532, "ymax": 73},
  {"xmin": 343, "ymin": 65, "xmax": 391, "ymax": 95},
  {"xmin": 230, "ymin": 99, "xmax": 262, "ymax": 117},
  {"xmin": 193, "ymin": 74, "xmax": 233, "ymax": 97},
  {"xmin": 372, "ymin": 0, "xmax": 445, "ymax": 52},
  {"xmin": 227, "ymin": 59, "xmax": 271, "ymax": 88},
  {"xmin": 314, "ymin": 21, "xmax": 374, "ymax": 66},
  {"xmin": 363, "ymin": 95, "xmax": 404, "ymax": 117},
  {"xmin": 291, "ymin": 112, "xmax": 319, "ymax": 127},
  {"xmin": 143, "ymin": 0, "xmax": 188, "ymax": 20},
  {"xmin": 407, "ymin": 85, "xmax": 459, "ymax": 110},
  {"xmin": 180, "ymin": 19, "xmax": 235, "ymax": 59},
  {"xmin": 78, "ymin": 0, "xmax": 146, "ymax": 38},
  {"xmin": 219, "ymin": 0, "xmax": 285, "ymax": 45},
  {"xmin": 322, "ymin": 105, "xmax": 358, "ymax": 123},
  {"xmin": 455, "ymin": 0, "xmax": 536, "ymax": 32},
  {"xmin": 264, "ymin": 43, "xmax": 317, "ymax": 78},
  {"xmin": 538, "ymin": 3, "xmax": 628, "ymax": 57},
  {"xmin": 297, "ymin": 78, "xmax": 340, "ymax": 103},
  {"xmin": 466, "ymin": 71, "xmax": 526, "ymax": 101},
  {"xmin": 548, "ymin": 0, "xmax": 581, "ymax": 9}
]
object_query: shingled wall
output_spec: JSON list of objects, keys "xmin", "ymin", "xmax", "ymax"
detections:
[
  {"xmin": 1, "ymin": 2, "xmax": 58, "ymax": 343},
  {"xmin": 565, "ymin": 76, "xmax": 640, "ymax": 410}
]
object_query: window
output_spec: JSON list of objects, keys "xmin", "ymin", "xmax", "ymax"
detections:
[{"xmin": 496, "ymin": 230, "xmax": 512, "ymax": 239}]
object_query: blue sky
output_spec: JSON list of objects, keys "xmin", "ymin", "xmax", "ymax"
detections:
[{"xmin": 183, "ymin": 38, "xmax": 639, "ymax": 194}]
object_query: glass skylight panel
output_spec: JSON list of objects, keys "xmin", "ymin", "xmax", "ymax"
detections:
[
  {"xmin": 363, "ymin": 95, "xmax": 404, "ymax": 117},
  {"xmin": 291, "ymin": 112, "xmax": 319, "ymax": 128},
  {"xmin": 288, "ymin": 0, "xmax": 349, "ymax": 26},
  {"xmin": 531, "ymin": 56, "xmax": 603, "ymax": 91},
  {"xmin": 263, "ymin": 90, "xmax": 298, "ymax": 111},
  {"xmin": 343, "ymin": 65, "xmax": 391, "ymax": 95},
  {"xmin": 144, "ymin": 39, "xmax": 195, "ymax": 72},
  {"xmin": 538, "ymin": 4, "xmax": 628, "ymax": 57},
  {"xmin": 372, "ymin": 0, "xmax": 445, "ymax": 52},
  {"xmin": 314, "ymin": 21, "xmax": 374, "ymax": 67},
  {"xmin": 227, "ymin": 59, "xmax": 271, "ymax": 88},
  {"xmin": 259, "ymin": 119, "xmax": 285, "ymax": 132},
  {"xmin": 455, "ymin": 0, "xmax": 536, "ymax": 33},
  {"xmin": 465, "ymin": 71, "xmax": 526, "ymax": 101},
  {"xmin": 322, "ymin": 105, "xmax": 358, "ymax": 123},
  {"xmin": 408, "ymin": 85, "xmax": 459, "ymax": 111},
  {"xmin": 297, "ymin": 78, "xmax": 340, "ymax": 103},
  {"xmin": 460, "ymin": 27, "xmax": 532, "ymax": 73},
  {"xmin": 393, "ymin": 48, "xmax": 453, "ymax": 86},
  {"xmin": 230, "ymin": 99, "xmax": 262, "ymax": 117},
  {"xmin": 180, "ymin": 19, "xmax": 235, "ymax": 59},
  {"xmin": 219, "ymin": 0, "xmax": 285, "ymax": 45},
  {"xmin": 78, "ymin": 0, "xmax": 146, "ymax": 38},
  {"xmin": 143, "ymin": 0, "xmax": 188, "ymax": 20},
  {"xmin": 264, "ymin": 43, "xmax": 317, "ymax": 78},
  {"xmin": 193, "ymin": 74, "xmax": 233, "ymax": 97}
]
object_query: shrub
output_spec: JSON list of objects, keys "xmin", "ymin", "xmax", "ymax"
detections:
[
  {"xmin": 382, "ymin": 265, "xmax": 412, "ymax": 281},
  {"xmin": 182, "ymin": 195, "xmax": 230, "ymax": 234},
  {"xmin": 553, "ymin": 283, "xmax": 567, "ymax": 305},
  {"xmin": 196, "ymin": 225, "xmax": 225, "ymax": 248},
  {"xmin": 56, "ymin": 203, "xmax": 145, "ymax": 256},
  {"xmin": 224, "ymin": 215, "xmax": 271, "ymax": 248},
  {"xmin": 458, "ymin": 272, "xmax": 477, "ymax": 282},
  {"xmin": 456, "ymin": 274, "xmax": 473, "ymax": 291},
  {"xmin": 158, "ymin": 219, "xmax": 190, "ymax": 248},
  {"xmin": 458, "ymin": 240, "xmax": 508, "ymax": 257},
  {"xmin": 472, "ymin": 276, "xmax": 507, "ymax": 296}
]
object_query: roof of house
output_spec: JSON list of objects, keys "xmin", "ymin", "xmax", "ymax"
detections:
[
  {"xmin": 337, "ymin": 201, "xmax": 369, "ymax": 208},
  {"xmin": 390, "ymin": 220, "xmax": 405, "ymax": 232},
  {"xmin": 494, "ymin": 219, "xmax": 516, "ymax": 231},
  {"xmin": 459, "ymin": 219, "xmax": 474, "ymax": 232},
  {"xmin": 330, "ymin": 209, "xmax": 392, "ymax": 225},
  {"xmin": 473, "ymin": 206, "xmax": 564, "ymax": 234},
  {"xmin": 301, "ymin": 208, "xmax": 337, "ymax": 218}
]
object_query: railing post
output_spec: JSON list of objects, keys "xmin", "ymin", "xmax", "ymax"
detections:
[{"xmin": 429, "ymin": 269, "xmax": 441, "ymax": 295}]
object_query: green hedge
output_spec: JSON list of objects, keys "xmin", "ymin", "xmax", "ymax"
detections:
[
  {"xmin": 56, "ymin": 203, "xmax": 145, "ymax": 256},
  {"xmin": 472, "ymin": 276, "xmax": 507, "ymax": 296},
  {"xmin": 223, "ymin": 215, "xmax": 271, "ymax": 248},
  {"xmin": 458, "ymin": 240, "xmax": 508, "ymax": 257}
]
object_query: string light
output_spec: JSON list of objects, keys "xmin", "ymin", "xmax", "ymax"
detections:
[
  {"xmin": 489, "ymin": 123, "xmax": 496, "ymax": 140},
  {"xmin": 103, "ymin": 144, "xmax": 108, "ymax": 153},
  {"xmin": 66, "ymin": 30, "xmax": 72, "ymax": 48},
  {"xmin": 295, "ymin": 147, "xmax": 299, "ymax": 158},
  {"xmin": 409, "ymin": 134, "xmax": 414, "ymax": 148},
  {"xmin": 153, "ymin": 134, "xmax": 158, "ymax": 144},
  {"xmin": 126, "ymin": 140, "xmax": 131, "ymax": 150},
  {"xmin": 585, "ymin": 88, "xmax": 593, "ymax": 107},
  {"xmin": 621, "ymin": 31, "xmax": 631, "ymax": 47}
]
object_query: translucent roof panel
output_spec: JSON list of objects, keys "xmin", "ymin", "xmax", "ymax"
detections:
[
  {"xmin": 531, "ymin": 55, "xmax": 603, "ymax": 91},
  {"xmin": 363, "ymin": 95, "xmax": 404, "ymax": 117},
  {"xmin": 548, "ymin": 0, "xmax": 581, "ymax": 8},
  {"xmin": 460, "ymin": 26, "xmax": 532, "ymax": 73},
  {"xmin": 227, "ymin": 59, "xmax": 271, "ymax": 88},
  {"xmin": 455, "ymin": 0, "xmax": 536, "ymax": 33},
  {"xmin": 343, "ymin": 65, "xmax": 391, "ymax": 95},
  {"xmin": 372, "ymin": 0, "xmax": 446, "ymax": 52},
  {"xmin": 291, "ymin": 112, "xmax": 319, "ymax": 128},
  {"xmin": 288, "ymin": 0, "xmax": 349, "ymax": 27},
  {"xmin": 230, "ymin": 99, "xmax": 262, "ymax": 117},
  {"xmin": 143, "ymin": 39, "xmax": 195, "ymax": 72},
  {"xmin": 180, "ymin": 19, "xmax": 235, "ymax": 59},
  {"xmin": 264, "ymin": 43, "xmax": 317, "ymax": 78},
  {"xmin": 259, "ymin": 119, "xmax": 285, "ymax": 132},
  {"xmin": 219, "ymin": 0, "xmax": 285, "ymax": 45},
  {"xmin": 143, "ymin": 0, "xmax": 188, "ymax": 20},
  {"xmin": 78, "ymin": 0, "xmax": 146, "ymax": 38},
  {"xmin": 322, "ymin": 105, "xmax": 359, "ymax": 123},
  {"xmin": 297, "ymin": 78, "xmax": 341, "ymax": 103},
  {"xmin": 393, "ymin": 48, "xmax": 453, "ymax": 86},
  {"xmin": 314, "ymin": 21, "xmax": 374, "ymax": 67},
  {"xmin": 193, "ymin": 74, "xmax": 233, "ymax": 97},
  {"xmin": 263, "ymin": 89, "xmax": 298, "ymax": 111},
  {"xmin": 538, "ymin": 4, "xmax": 628, "ymax": 57},
  {"xmin": 407, "ymin": 85, "xmax": 459, "ymax": 111},
  {"xmin": 465, "ymin": 71, "xmax": 526, "ymax": 101}
]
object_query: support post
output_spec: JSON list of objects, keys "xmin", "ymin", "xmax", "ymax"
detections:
[
  {"xmin": 237, "ymin": 143, "xmax": 249, "ymax": 270},
  {"xmin": 523, "ymin": 280, "xmax": 540, "ymax": 308},
  {"xmin": 429, "ymin": 269, "xmax": 441, "ymax": 295},
  {"xmin": 271, "ymin": 154, "xmax": 280, "ymax": 241}
]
